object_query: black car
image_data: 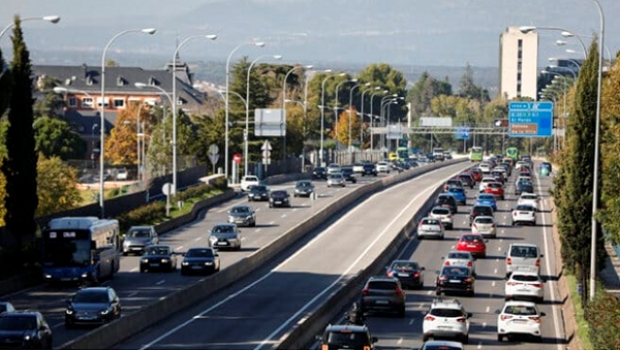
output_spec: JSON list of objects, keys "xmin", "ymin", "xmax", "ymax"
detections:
[
  {"xmin": 312, "ymin": 167, "xmax": 327, "ymax": 180},
  {"xmin": 361, "ymin": 163, "xmax": 378, "ymax": 176},
  {"xmin": 515, "ymin": 181, "xmax": 534, "ymax": 196},
  {"xmin": 435, "ymin": 194, "xmax": 458, "ymax": 214},
  {"xmin": 269, "ymin": 190, "xmax": 291, "ymax": 208},
  {"xmin": 0, "ymin": 312, "xmax": 53, "ymax": 349},
  {"xmin": 386, "ymin": 260, "xmax": 425, "ymax": 289},
  {"xmin": 469, "ymin": 205, "xmax": 494, "ymax": 225},
  {"xmin": 341, "ymin": 167, "xmax": 357, "ymax": 183},
  {"xmin": 436, "ymin": 266, "xmax": 475, "ymax": 296},
  {"xmin": 294, "ymin": 180, "xmax": 315, "ymax": 197},
  {"xmin": 65, "ymin": 287, "xmax": 121, "ymax": 328},
  {"xmin": 319, "ymin": 324, "xmax": 378, "ymax": 350},
  {"xmin": 247, "ymin": 185, "xmax": 270, "ymax": 202},
  {"xmin": 180, "ymin": 247, "xmax": 220, "ymax": 275},
  {"xmin": 139, "ymin": 245, "xmax": 177, "ymax": 273}
]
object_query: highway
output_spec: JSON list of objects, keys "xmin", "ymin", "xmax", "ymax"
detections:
[
  {"xmin": 112, "ymin": 162, "xmax": 470, "ymax": 350},
  {"xmin": 312, "ymin": 161, "xmax": 563, "ymax": 350},
  {"xmin": 1, "ymin": 172, "xmax": 389, "ymax": 348}
]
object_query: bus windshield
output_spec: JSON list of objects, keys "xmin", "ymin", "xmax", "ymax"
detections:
[{"xmin": 42, "ymin": 237, "xmax": 91, "ymax": 267}]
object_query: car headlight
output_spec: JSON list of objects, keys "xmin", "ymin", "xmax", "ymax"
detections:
[
  {"xmin": 44, "ymin": 274, "xmax": 52, "ymax": 279},
  {"xmin": 246, "ymin": 216, "xmax": 253, "ymax": 220},
  {"xmin": 65, "ymin": 309, "xmax": 74, "ymax": 315},
  {"xmin": 100, "ymin": 309, "xmax": 111, "ymax": 315},
  {"xmin": 228, "ymin": 216, "xmax": 235, "ymax": 221},
  {"xmin": 204, "ymin": 261, "xmax": 213, "ymax": 266},
  {"xmin": 141, "ymin": 258, "xmax": 149, "ymax": 263},
  {"xmin": 81, "ymin": 272, "xmax": 88, "ymax": 278},
  {"xmin": 209, "ymin": 237, "xmax": 217, "ymax": 243},
  {"xmin": 182, "ymin": 261, "xmax": 189, "ymax": 266},
  {"xmin": 23, "ymin": 335, "xmax": 31, "ymax": 341},
  {"xmin": 161, "ymin": 259, "xmax": 169, "ymax": 263}
]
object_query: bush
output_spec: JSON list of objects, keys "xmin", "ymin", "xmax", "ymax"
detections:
[
  {"xmin": 173, "ymin": 183, "xmax": 219, "ymax": 203},
  {"xmin": 212, "ymin": 177, "xmax": 228, "ymax": 190},
  {"xmin": 117, "ymin": 201, "xmax": 166, "ymax": 232},
  {"xmin": 586, "ymin": 284, "xmax": 620, "ymax": 349}
]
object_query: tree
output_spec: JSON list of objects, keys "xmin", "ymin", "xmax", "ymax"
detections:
[
  {"xmin": 554, "ymin": 38, "xmax": 606, "ymax": 304},
  {"xmin": 106, "ymin": 103, "xmax": 157, "ymax": 166},
  {"xmin": 106, "ymin": 59, "xmax": 119, "ymax": 67},
  {"xmin": 36, "ymin": 154, "xmax": 81, "ymax": 217},
  {"xmin": 34, "ymin": 117, "xmax": 85, "ymax": 160},
  {"xmin": 331, "ymin": 108, "xmax": 361, "ymax": 147},
  {"xmin": 33, "ymin": 76, "xmax": 63, "ymax": 119},
  {"xmin": 0, "ymin": 46, "xmax": 10, "ymax": 116},
  {"xmin": 1, "ymin": 16, "xmax": 39, "ymax": 259},
  {"xmin": 406, "ymin": 71, "xmax": 452, "ymax": 119},
  {"xmin": 458, "ymin": 63, "xmax": 490, "ymax": 102},
  {"xmin": 356, "ymin": 63, "xmax": 408, "ymax": 122}
]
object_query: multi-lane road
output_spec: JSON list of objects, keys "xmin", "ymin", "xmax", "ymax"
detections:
[
  {"xmin": 313, "ymin": 161, "xmax": 563, "ymax": 350},
  {"xmin": 1, "ymin": 171, "xmax": 391, "ymax": 348},
  {"xmin": 112, "ymin": 163, "xmax": 471, "ymax": 350}
]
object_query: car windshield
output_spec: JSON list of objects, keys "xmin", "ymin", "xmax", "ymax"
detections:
[
  {"xmin": 314, "ymin": 167, "xmax": 325, "ymax": 172},
  {"xmin": 367, "ymin": 281, "xmax": 398, "ymax": 290},
  {"xmin": 297, "ymin": 182, "xmax": 311, "ymax": 187},
  {"xmin": 461, "ymin": 235, "xmax": 482, "ymax": 242},
  {"xmin": 326, "ymin": 331, "xmax": 369, "ymax": 348},
  {"xmin": 186, "ymin": 249, "xmax": 213, "ymax": 258},
  {"xmin": 329, "ymin": 174, "xmax": 343, "ymax": 179},
  {"xmin": 503, "ymin": 305, "xmax": 538, "ymax": 316},
  {"xmin": 448, "ymin": 187, "xmax": 464, "ymax": 193},
  {"xmin": 244, "ymin": 177, "xmax": 258, "ymax": 182},
  {"xmin": 475, "ymin": 217, "xmax": 494, "ymax": 224},
  {"xmin": 511, "ymin": 275, "xmax": 540, "ymax": 282},
  {"xmin": 272, "ymin": 191, "xmax": 287, "ymax": 196},
  {"xmin": 390, "ymin": 261, "xmax": 419, "ymax": 271},
  {"xmin": 0, "ymin": 316, "xmax": 37, "ymax": 331},
  {"xmin": 128, "ymin": 229, "xmax": 151, "ymax": 238},
  {"xmin": 516, "ymin": 205, "xmax": 534, "ymax": 211},
  {"xmin": 441, "ymin": 267, "xmax": 469, "ymax": 276},
  {"xmin": 430, "ymin": 308, "xmax": 464, "ymax": 318},
  {"xmin": 510, "ymin": 246, "xmax": 538, "ymax": 258},
  {"xmin": 522, "ymin": 195, "xmax": 537, "ymax": 200},
  {"xmin": 230, "ymin": 207, "xmax": 249, "ymax": 214},
  {"xmin": 251, "ymin": 186, "xmax": 267, "ymax": 192},
  {"xmin": 73, "ymin": 291, "xmax": 108, "ymax": 303},
  {"xmin": 423, "ymin": 343, "xmax": 464, "ymax": 350},
  {"xmin": 212, "ymin": 226, "xmax": 235, "ymax": 233},
  {"xmin": 146, "ymin": 246, "xmax": 170, "ymax": 255},
  {"xmin": 423, "ymin": 219, "xmax": 441, "ymax": 225},
  {"xmin": 432, "ymin": 208, "xmax": 450, "ymax": 215},
  {"xmin": 473, "ymin": 206, "xmax": 492, "ymax": 215},
  {"xmin": 447, "ymin": 252, "xmax": 471, "ymax": 260},
  {"xmin": 478, "ymin": 195, "xmax": 494, "ymax": 201}
]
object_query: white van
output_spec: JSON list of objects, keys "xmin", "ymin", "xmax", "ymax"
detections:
[
  {"xmin": 505, "ymin": 243, "xmax": 543, "ymax": 278},
  {"xmin": 433, "ymin": 148, "xmax": 445, "ymax": 161}
]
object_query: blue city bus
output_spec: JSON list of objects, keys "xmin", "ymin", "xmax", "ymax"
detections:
[{"xmin": 42, "ymin": 217, "xmax": 121, "ymax": 284}]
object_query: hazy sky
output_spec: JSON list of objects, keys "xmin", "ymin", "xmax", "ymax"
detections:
[{"xmin": 1, "ymin": 0, "xmax": 617, "ymax": 69}]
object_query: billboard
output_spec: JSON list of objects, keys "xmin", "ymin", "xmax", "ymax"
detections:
[
  {"xmin": 386, "ymin": 124, "xmax": 403, "ymax": 140},
  {"xmin": 255, "ymin": 108, "xmax": 286, "ymax": 137},
  {"xmin": 420, "ymin": 117, "xmax": 452, "ymax": 127}
]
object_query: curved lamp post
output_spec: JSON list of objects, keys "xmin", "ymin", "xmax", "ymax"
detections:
[
  {"xmin": 519, "ymin": 26, "xmax": 587, "ymax": 57},
  {"xmin": 281, "ymin": 64, "xmax": 313, "ymax": 161},
  {"xmin": 224, "ymin": 41, "xmax": 265, "ymax": 180},
  {"xmin": 99, "ymin": 28, "xmax": 156, "ymax": 218},
  {"xmin": 171, "ymin": 34, "xmax": 217, "ymax": 194},
  {"xmin": 0, "ymin": 15, "xmax": 60, "ymax": 40},
  {"xmin": 369, "ymin": 89, "xmax": 389, "ymax": 150},
  {"xmin": 245, "ymin": 54, "xmax": 282, "ymax": 176},
  {"xmin": 360, "ymin": 86, "xmax": 380, "ymax": 150},
  {"xmin": 348, "ymin": 82, "xmax": 368, "ymax": 150},
  {"xmin": 319, "ymin": 71, "xmax": 343, "ymax": 166}
]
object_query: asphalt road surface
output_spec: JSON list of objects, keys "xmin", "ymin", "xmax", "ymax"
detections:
[{"xmin": 112, "ymin": 163, "xmax": 470, "ymax": 350}]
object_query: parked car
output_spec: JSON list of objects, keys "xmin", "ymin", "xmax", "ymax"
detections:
[
  {"xmin": 359, "ymin": 276, "xmax": 406, "ymax": 317},
  {"xmin": 65, "ymin": 287, "xmax": 121, "ymax": 328},
  {"xmin": 269, "ymin": 190, "xmax": 292, "ymax": 208},
  {"xmin": 386, "ymin": 260, "xmax": 425, "ymax": 289},
  {"xmin": 180, "ymin": 247, "xmax": 220, "ymax": 275},
  {"xmin": 435, "ymin": 266, "xmax": 475, "ymax": 296},
  {"xmin": 209, "ymin": 223, "xmax": 242, "ymax": 250},
  {"xmin": 422, "ymin": 297, "xmax": 471, "ymax": 343},
  {"xmin": 240, "ymin": 175, "xmax": 261, "ymax": 192},
  {"xmin": 0, "ymin": 311, "xmax": 53, "ymax": 349},
  {"xmin": 247, "ymin": 185, "xmax": 270, "ymax": 202},
  {"xmin": 227, "ymin": 205, "xmax": 256, "ymax": 227},
  {"xmin": 496, "ymin": 301, "xmax": 545, "ymax": 342},
  {"xmin": 294, "ymin": 181, "xmax": 315, "ymax": 198},
  {"xmin": 312, "ymin": 167, "xmax": 327, "ymax": 180},
  {"xmin": 139, "ymin": 245, "xmax": 177, "ymax": 272},
  {"xmin": 318, "ymin": 324, "xmax": 378, "ymax": 350},
  {"xmin": 122, "ymin": 226, "xmax": 158, "ymax": 256}
]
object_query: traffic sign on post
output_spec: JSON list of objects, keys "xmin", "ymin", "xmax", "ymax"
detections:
[
  {"xmin": 454, "ymin": 126, "xmax": 470, "ymax": 140},
  {"xmin": 508, "ymin": 102, "xmax": 553, "ymax": 137},
  {"xmin": 233, "ymin": 153, "xmax": 242, "ymax": 164}
]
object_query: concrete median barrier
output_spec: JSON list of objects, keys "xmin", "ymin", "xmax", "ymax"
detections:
[{"xmin": 59, "ymin": 159, "xmax": 465, "ymax": 350}]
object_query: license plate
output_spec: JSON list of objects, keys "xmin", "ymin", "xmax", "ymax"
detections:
[
  {"xmin": 191, "ymin": 266, "xmax": 203, "ymax": 270},
  {"xmin": 275, "ymin": 201, "xmax": 282, "ymax": 204},
  {"xmin": 520, "ymin": 212, "xmax": 529, "ymax": 215},
  {"xmin": 437, "ymin": 325, "xmax": 452, "ymax": 330},
  {"xmin": 217, "ymin": 241, "xmax": 228, "ymax": 245},
  {"xmin": 449, "ymin": 279, "xmax": 461, "ymax": 283},
  {"xmin": 467, "ymin": 245, "xmax": 476, "ymax": 248},
  {"xmin": 398, "ymin": 273, "xmax": 409, "ymax": 277},
  {"xmin": 131, "ymin": 247, "xmax": 142, "ymax": 251},
  {"xmin": 375, "ymin": 300, "xmax": 389, "ymax": 305},
  {"xmin": 150, "ymin": 263, "xmax": 160, "ymax": 267}
]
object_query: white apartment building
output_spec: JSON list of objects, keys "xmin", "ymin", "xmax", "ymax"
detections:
[{"xmin": 500, "ymin": 27, "xmax": 539, "ymax": 100}]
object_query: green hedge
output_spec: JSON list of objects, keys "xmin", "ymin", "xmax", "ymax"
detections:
[
  {"xmin": 586, "ymin": 284, "xmax": 620, "ymax": 349},
  {"xmin": 117, "ymin": 201, "xmax": 166, "ymax": 232}
]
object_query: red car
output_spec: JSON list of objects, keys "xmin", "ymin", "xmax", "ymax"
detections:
[
  {"xmin": 469, "ymin": 169, "xmax": 483, "ymax": 182},
  {"xmin": 456, "ymin": 233, "xmax": 487, "ymax": 258},
  {"xmin": 484, "ymin": 182, "xmax": 505, "ymax": 200}
]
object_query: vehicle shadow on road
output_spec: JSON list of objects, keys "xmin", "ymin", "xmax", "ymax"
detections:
[
  {"xmin": 474, "ymin": 275, "xmax": 504, "ymax": 281},
  {"xmin": 253, "ymin": 223, "xmax": 280, "ymax": 228},
  {"xmin": 495, "ymin": 236, "xmax": 524, "ymax": 241},
  {"xmin": 479, "ymin": 255, "xmax": 506, "ymax": 261}
]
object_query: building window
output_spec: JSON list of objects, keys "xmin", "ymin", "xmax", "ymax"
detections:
[
  {"xmin": 517, "ymin": 73, "xmax": 522, "ymax": 81},
  {"xmin": 82, "ymin": 97, "xmax": 93, "ymax": 108},
  {"xmin": 113, "ymin": 98, "xmax": 125, "ymax": 108},
  {"xmin": 517, "ymin": 83, "xmax": 522, "ymax": 93},
  {"xmin": 518, "ymin": 39, "xmax": 523, "ymax": 48},
  {"xmin": 68, "ymin": 97, "xmax": 77, "ymax": 107},
  {"xmin": 97, "ymin": 97, "xmax": 109, "ymax": 108},
  {"xmin": 517, "ymin": 50, "xmax": 522, "ymax": 59}
]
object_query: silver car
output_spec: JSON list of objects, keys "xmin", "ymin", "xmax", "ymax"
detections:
[
  {"xmin": 123, "ymin": 226, "xmax": 158, "ymax": 256},
  {"xmin": 505, "ymin": 243, "xmax": 543, "ymax": 278},
  {"xmin": 327, "ymin": 173, "xmax": 346, "ymax": 187},
  {"xmin": 417, "ymin": 217, "xmax": 444, "ymax": 240},
  {"xmin": 209, "ymin": 223, "xmax": 242, "ymax": 251},
  {"xmin": 441, "ymin": 251, "xmax": 476, "ymax": 274},
  {"xmin": 429, "ymin": 206, "xmax": 453, "ymax": 230},
  {"xmin": 471, "ymin": 216, "xmax": 496, "ymax": 238}
]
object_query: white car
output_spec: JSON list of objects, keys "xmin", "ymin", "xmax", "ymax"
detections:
[
  {"xmin": 429, "ymin": 206, "xmax": 453, "ymax": 230},
  {"xmin": 517, "ymin": 193, "xmax": 539, "ymax": 212},
  {"xmin": 441, "ymin": 251, "xmax": 475, "ymax": 274},
  {"xmin": 376, "ymin": 162, "xmax": 390, "ymax": 173},
  {"xmin": 496, "ymin": 301, "xmax": 545, "ymax": 342},
  {"xmin": 352, "ymin": 163, "xmax": 364, "ymax": 173},
  {"xmin": 240, "ymin": 175, "xmax": 260, "ymax": 192},
  {"xmin": 505, "ymin": 243, "xmax": 542, "ymax": 278},
  {"xmin": 422, "ymin": 298, "xmax": 471, "ymax": 344},
  {"xmin": 511, "ymin": 204, "xmax": 536, "ymax": 226},
  {"xmin": 493, "ymin": 166, "xmax": 508, "ymax": 179},
  {"xmin": 515, "ymin": 161, "xmax": 527, "ymax": 171},
  {"xmin": 116, "ymin": 168, "xmax": 129, "ymax": 180},
  {"xmin": 326, "ymin": 163, "xmax": 341, "ymax": 175},
  {"xmin": 478, "ymin": 162, "xmax": 492, "ymax": 173},
  {"xmin": 505, "ymin": 272, "xmax": 545, "ymax": 303},
  {"xmin": 479, "ymin": 177, "xmax": 497, "ymax": 192},
  {"xmin": 471, "ymin": 216, "xmax": 496, "ymax": 238},
  {"xmin": 417, "ymin": 217, "xmax": 444, "ymax": 240},
  {"xmin": 327, "ymin": 173, "xmax": 346, "ymax": 187}
]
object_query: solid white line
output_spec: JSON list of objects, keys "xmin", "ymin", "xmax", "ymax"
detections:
[
  {"xmin": 535, "ymin": 168, "xmax": 563, "ymax": 350},
  {"xmin": 155, "ymin": 280, "xmax": 165, "ymax": 286},
  {"xmin": 175, "ymin": 246, "xmax": 183, "ymax": 251},
  {"xmin": 139, "ymin": 164, "xmax": 464, "ymax": 350},
  {"xmin": 194, "ymin": 237, "xmax": 201, "ymax": 242},
  {"xmin": 397, "ymin": 337, "xmax": 403, "ymax": 345},
  {"xmin": 130, "ymin": 267, "xmax": 138, "ymax": 272},
  {"xmin": 486, "ymin": 306, "xmax": 490, "ymax": 313}
]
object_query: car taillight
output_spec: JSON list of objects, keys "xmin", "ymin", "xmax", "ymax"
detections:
[
  {"xmin": 444, "ymin": 261, "xmax": 450, "ymax": 266},
  {"xmin": 507, "ymin": 257, "xmax": 512, "ymax": 265},
  {"xmin": 536, "ymin": 259, "xmax": 541, "ymax": 267},
  {"xmin": 491, "ymin": 223, "xmax": 496, "ymax": 227},
  {"xmin": 424, "ymin": 315, "xmax": 436, "ymax": 321},
  {"xmin": 362, "ymin": 288, "xmax": 369, "ymax": 296},
  {"xmin": 500, "ymin": 315, "xmax": 513, "ymax": 321},
  {"xmin": 531, "ymin": 283, "xmax": 543, "ymax": 288},
  {"xmin": 413, "ymin": 272, "xmax": 420, "ymax": 277},
  {"xmin": 464, "ymin": 277, "xmax": 473, "ymax": 283},
  {"xmin": 528, "ymin": 316, "xmax": 542, "ymax": 323},
  {"xmin": 447, "ymin": 214, "xmax": 452, "ymax": 218},
  {"xmin": 513, "ymin": 211, "xmax": 517, "ymax": 216},
  {"xmin": 322, "ymin": 345, "xmax": 328, "ymax": 350},
  {"xmin": 363, "ymin": 346, "xmax": 371, "ymax": 350},
  {"xmin": 467, "ymin": 261, "xmax": 473, "ymax": 267},
  {"xmin": 506, "ymin": 281, "xmax": 519, "ymax": 286},
  {"xmin": 386, "ymin": 271, "xmax": 394, "ymax": 277},
  {"xmin": 396, "ymin": 287, "xmax": 405, "ymax": 297},
  {"xmin": 456, "ymin": 317, "xmax": 467, "ymax": 323},
  {"xmin": 438, "ymin": 276, "xmax": 447, "ymax": 281}
]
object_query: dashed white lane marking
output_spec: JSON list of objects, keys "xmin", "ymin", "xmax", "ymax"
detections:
[
  {"xmin": 482, "ymin": 322, "xmax": 487, "ymax": 328},
  {"xmin": 492, "ymin": 281, "xmax": 496, "ymax": 287},
  {"xmin": 397, "ymin": 337, "xmax": 404, "ymax": 345},
  {"xmin": 155, "ymin": 280, "xmax": 165, "ymax": 286},
  {"xmin": 255, "ymin": 229, "xmax": 261, "ymax": 233},
  {"xmin": 499, "ymin": 238, "xmax": 503, "ymax": 242},
  {"xmin": 194, "ymin": 237, "xmax": 201, "ymax": 242},
  {"xmin": 281, "ymin": 214, "xmax": 287, "ymax": 219},
  {"xmin": 486, "ymin": 306, "xmax": 490, "ymax": 313},
  {"xmin": 409, "ymin": 319, "xmax": 415, "ymax": 325},
  {"xmin": 427, "ymin": 290, "xmax": 432, "ymax": 295},
  {"xmin": 503, "ymin": 215, "xmax": 507, "ymax": 219},
  {"xmin": 496, "ymin": 258, "xmax": 499, "ymax": 263},
  {"xmin": 477, "ymin": 342, "xmax": 482, "ymax": 349},
  {"xmin": 269, "ymin": 221, "xmax": 275, "ymax": 225},
  {"xmin": 175, "ymin": 246, "xmax": 183, "ymax": 251},
  {"xmin": 301, "ymin": 203, "xmax": 307, "ymax": 206},
  {"xmin": 128, "ymin": 291, "xmax": 138, "ymax": 297},
  {"xmin": 497, "ymin": 246, "xmax": 501, "ymax": 251},
  {"xmin": 241, "ymin": 237, "xmax": 246, "ymax": 241},
  {"xmin": 463, "ymin": 221, "xmax": 467, "ymax": 225},
  {"xmin": 292, "ymin": 208, "xmax": 298, "ymax": 212},
  {"xmin": 494, "ymin": 268, "xmax": 498, "ymax": 274},
  {"xmin": 451, "ymin": 245, "xmax": 455, "ymax": 249},
  {"xmin": 130, "ymin": 267, "xmax": 138, "ymax": 272},
  {"xmin": 255, "ymin": 208, "xmax": 260, "ymax": 212}
]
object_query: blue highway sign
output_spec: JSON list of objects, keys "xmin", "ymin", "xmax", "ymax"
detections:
[
  {"xmin": 455, "ymin": 126, "xmax": 470, "ymax": 140},
  {"xmin": 508, "ymin": 101, "xmax": 553, "ymax": 137}
]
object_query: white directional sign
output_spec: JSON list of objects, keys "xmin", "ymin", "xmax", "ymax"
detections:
[
  {"xmin": 208, "ymin": 144, "xmax": 219, "ymax": 156},
  {"xmin": 261, "ymin": 140, "xmax": 272, "ymax": 151},
  {"xmin": 261, "ymin": 140, "xmax": 272, "ymax": 165}
]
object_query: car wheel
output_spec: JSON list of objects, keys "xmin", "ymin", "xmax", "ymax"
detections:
[
  {"xmin": 462, "ymin": 335, "xmax": 469, "ymax": 344},
  {"xmin": 248, "ymin": 198, "xmax": 253, "ymax": 202},
  {"xmin": 497, "ymin": 334, "xmax": 504, "ymax": 342},
  {"xmin": 398, "ymin": 307, "xmax": 405, "ymax": 318},
  {"xmin": 140, "ymin": 267, "xmax": 145, "ymax": 273},
  {"xmin": 511, "ymin": 221, "xmax": 515, "ymax": 226},
  {"xmin": 122, "ymin": 252, "xmax": 128, "ymax": 256},
  {"xmin": 65, "ymin": 320, "xmax": 73, "ymax": 329}
]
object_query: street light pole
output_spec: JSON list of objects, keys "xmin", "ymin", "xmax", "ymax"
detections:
[
  {"xmin": 319, "ymin": 71, "xmax": 339, "ymax": 166},
  {"xmin": 282, "ymin": 64, "xmax": 313, "ymax": 162},
  {"xmin": 590, "ymin": 0, "xmax": 604, "ymax": 302},
  {"xmin": 360, "ymin": 86, "xmax": 379, "ymax": 150},
  {"xmin": 519, "ymin": 26, "xmax": 587, "ymax": 57},
  {"xmin": 245, "ymin": 54, "xmax": 282, "ymax": 177},
  {"xmin": 0, "ymin": 15, "xmax": 60, "ymax": 40},
  {"xmin": 224, "ymin": 41, "xmax": 265, "ymax": 181},
  {"xmin": 334, "ymin": 78, "xmax": 356, "ymax": 148},
  {"xmin": 171, "ymin": 34, "xmax": 217, "ymax": 195},
  {"xmin": 348, "ymin": 83, "xmax": 364, "ymax": 151},
  {"xmin": 99, "ymin": 28, "xmax": 156, "ymax": 219},
  {"xmin": 369, "ymin": 90, "xmax": 388, "ymax": 150}
]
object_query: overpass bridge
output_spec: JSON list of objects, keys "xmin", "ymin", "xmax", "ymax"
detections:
[{"xmin": 371, "ymin": 124, "xmax": 510, "ymax": 135}]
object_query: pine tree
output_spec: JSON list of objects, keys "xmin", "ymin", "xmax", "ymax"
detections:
[
  {"xmin": 554, "ymin": 38, "xmax": 606, "ymax": 304},
  {"xmin": 1, "ymin": 16, "xmax": 38, "ymax": 261},
  {"xmin": 0, "ymin": 45, "xmax": 11, "ymax": 115}
]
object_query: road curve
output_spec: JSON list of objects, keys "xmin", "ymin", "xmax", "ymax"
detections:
[{"xmin": 112, "ymin": 163, "xmax": 470, "ymax": 350}]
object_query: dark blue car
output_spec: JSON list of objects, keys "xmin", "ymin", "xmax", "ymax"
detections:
[
  {"xmin": 446, "ymin": 187, "xmax": 467, "ymax": 205},
  {"xmin": 475, "ymin": 193, "xmax": 498, "ymax": 211}
]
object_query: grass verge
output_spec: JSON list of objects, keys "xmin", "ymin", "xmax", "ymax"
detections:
[
  {"xmin": 168, "ymin": 189, "xmax": 224, "ymax": 218},
  {"xmin": 566, "ymin": 273, "xmax": 593, "ymax": 350}
]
